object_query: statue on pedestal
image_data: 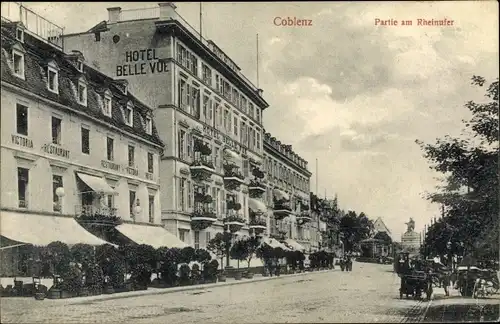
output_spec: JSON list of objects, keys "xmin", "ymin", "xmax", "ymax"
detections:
[{"xmin": 405, "ymin": 218, "xmax": 415, "ymax": 233}]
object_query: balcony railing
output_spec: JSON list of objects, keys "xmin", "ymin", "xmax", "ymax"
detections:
[
  {"xmin": 190, "ymin": 157, "xmax": 215, "ymax": 170},
  {"xmin": 249, "ymin": 217, "xmax": 266, "ymax": 228},
  {"xmin": 224, "ymin": 169, "xmax": 245, "ymax": 181},
  {"xmin": 75, "ymin": 205, "xmax": 117, "ymax": 217},
  {"xmin": 249, "ymin": 179, "xmax": 266, "ymax": 189},
  {"xmin": 274, "ymin": 200, "xmax": 292, "ymax": 211},
  {"xmin": 1, "ymin": 2, "xmax": 64, "ymax": 49}
]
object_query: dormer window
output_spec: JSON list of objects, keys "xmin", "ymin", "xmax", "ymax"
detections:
[
  {"xmin": 12, "ymin": 48, "xmax": 25, "ymax": 79},
  {"xmin": 125, "ymin": 102, "xmax": 133, "ymax": 127},
  {"xmin": 76, "ymin": 60, "xmax": 83, "ymax": 72},
  {"xmin": 16, "ymin": 28, "xmax": 24, "ymax": 43},
  {"xmin": 145, "ymin": 116, "xmax": 152, "ymax": 135},
  {"xmin": 47, "ymin": 62, "xmax": 59, "ymax": 93},
  {"xmin": 77, "ymin": 79, "xmax": 87, "ymax": 106},
  {"xmin": 103, "ymin": 91, "xmax": 112, "ymax": 117}
]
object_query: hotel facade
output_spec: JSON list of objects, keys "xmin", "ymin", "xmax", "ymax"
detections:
[
  {"xmin": 61, "ymin": 3, "xmax": 315, "ymax": 251},
  {"xmin": 0, "ymin": 10, "xmax": 188, "ymax": 275}
]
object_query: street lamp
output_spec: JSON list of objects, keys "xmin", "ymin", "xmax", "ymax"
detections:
[
  {"xmin": 55, "ymin": 187, "xmax": 65, "ymax": 213},
  {"xmin": 132, "ymin": 199, "xmax": 142, "ymax": 223}
]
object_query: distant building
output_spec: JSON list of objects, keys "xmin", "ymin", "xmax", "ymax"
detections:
[{"xmin": 361, "ymin": 217, "xmax": 393, "ymax": 258}]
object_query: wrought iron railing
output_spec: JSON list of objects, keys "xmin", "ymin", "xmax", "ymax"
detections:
[{"xmin": 75, "ymin": 205, "xmax": 117, "ymax": 217}]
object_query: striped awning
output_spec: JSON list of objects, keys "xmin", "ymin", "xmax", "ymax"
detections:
[
  {"xmin": 223, "ymin": 149, "xmax": 241, "ymax": 162},
  {"xmin": 284, "ymin": 239, "xmax": 306, "ymax": 252},
  {"xmin": 273, "ymin": 189, "xmax": 290, "ymax": 201},
  {"xmin": 248, "ymin": 198, "xmax": 267, "ymax": 214},
  {"xmin": 77, "ymin": 172, "xmax": 117, "ymax": 195}
]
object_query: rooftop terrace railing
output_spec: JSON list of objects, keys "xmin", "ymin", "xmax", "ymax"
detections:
[{"xmin": 1, "ymin": 2, "xmax": 64, "ymax": 49}]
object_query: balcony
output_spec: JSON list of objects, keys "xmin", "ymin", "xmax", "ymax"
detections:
[
  {"xmin": 190, "ymin": 157, "xmax": 216, "ymax": 181},
  {"xmin": 296, "ymin": 211, "xmax": 312, "ymax": 225},
  {"xmin": 249, "ymin": 216, "xmax": 267, "ymax": 235},
  {"xmin": 273, "ymin": 199, "xmax": 292, "ymax": 220},
  {"xmin": 270, "ymin": 230, "xmax": 288, "ymax": 241},
  {"xmin": 223, "ymin": 214, "xmax": 246, "ymax": 233},
  {"xmin": 74, "ymin": 205, "xmax": 121, "ymax": 226},
  {"xmin": 191, "ymin": 207, "xmax": 217, "ymax": 231},
  {"xmin": 248, "ymin": 179, "xmax": 266, "ymax": 197},
  {"xmin": 223, "ymin": 164, "xmax": 245, "ymax": 190}
]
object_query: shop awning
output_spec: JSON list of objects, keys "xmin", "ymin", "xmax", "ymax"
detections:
[
  {"xmin": 0, "ymin": 211, "xmax": 114, "ymax": 246},
  {"xmin": 77, "ymin": 172, "xmax": 117, "ymax": 195},
  {"xmin": 248, "ymin": 198, "xmax": 267, "ymax": 214},
  {"xmin": 260, "ymin": 237, "xmax": 291, "ymax": 251},
  {"xmin": 273, "ymin": 189, "xmax": 290, "ymax": 201},
  {"xmin": 223, "ymin": 149, "xmax": 241, "ymax": 162},
  {"xmin": 115, "ymin": 223, "xmax": 188, "ymax": 249},
  {"xmin": 284, "ymin": 239, "xmax": 306, "ymax": 252}
]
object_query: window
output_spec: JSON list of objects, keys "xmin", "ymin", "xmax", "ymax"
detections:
[
  {"xmin": 148, "ymin": 195, "xmax": 155, "ymax": 223},
  {"xmin": 202, "ymin": 95, "xmax": 209, "ymax": 120},
  {"xmin": 178, "ymin": 78, "xmax": 188, "ymax": 110},
  {"xmin": 128, "ymin": 145, "xmax": 135, "ymax": 167},
  {"xmin": 103, "ymin": 95, "xmax": 112, "ymax": 117},
  {"xmin": 16, "ymin": 28, "xmax": 24, "ymax": 42},
  {"xmin": 81, "ymin": 127, "xmax": 90, "ymax": 154},
  {"xmin": 125, "ymin": 103, "xmax": 133, "ymax": 126},
  {"xmin": 233, "ymin": 117, "xmax": 238, "ymax": 136},
  {"xmin": 240, "ymin": 122, "xmax": 246, "ymax": 145},
  {"xmin": 202, "ymin": 64, "xmax": 212, "ymax": 85},
  {"xmin": 223, "ymin": 109, "xmax": 229, "ymax": 131},
  {"xmin": 17, "ymin": 167, "xmax": 29, "ymax": 208},
  {"xmin": 178, "ymin": 129, "xmax": 186, "ymax": 159},
  {"xmin": 256, "ymin": 109, "xmax": 261, "ymax": 123},
  {"xmin": 252, "ymin": 129, "xmax": 257, "ymax": 149},
  {"xmin": 106, "ymin": 137, "xmax": 114, "ymax": 161},
  {"xmin": 189, "ymin": 53, "xmax": 198, "ymax": 76},
  {"xmin": 145, "ymin": 116, "xmax": 152, "ymax": 134},
  {"xmin": 47, "ymin": 67, "xmax": 58, "ymax": 93},
  {"xmin": 187, "ymin": 180, "xmax": 193, "ymax": 209},
  {"xmin": 51, "ymin": 116, "xmax": 62, "ymax": 145},
  {"xmin": 232, "ymin": 89, "xmax": 239, "ymax": 106},
  {"xmin": 243, "ymin": 160, "xmax": 249, "ymax": 178},
  {"xmin": 249, "ymin": 103, "xmax": 254, "ymax": 119},
  {"xmin": 194, "ymin": 231, "xmax": 200, "ymax": 249},
  {"xmin": 16, "ymin": 104, "xmax": 28, "ymax": 136},
  {"xmin": 178, "ymin": 229, "xmax": 186, "ymax": 242},
  {"xmin": 147, "ymin": 152, "xmax": 154, "ymax": 173},
  {"xmin": 106, "ymin": 192, "xmax": 114, "ymax": 209},
  {"xmin": 12, "ymin": 50, "xmax": 24, "ymax": 78},
  {"xmin": 179, "ymin": 178, "xmax": 186, "ymax": 211},
  {"xmin": 76, "ymin": 60, "xmax": 83, "ymax": 72},
  {"xmin": 216, "ymin": 75, "xmax": 223, "ymax": 93},
  {"xmin": 77, "ymin": 81, "xmax": 87, "ymax": 105},
  {"xmin": 191, "ymin": 86, "xmax": 201, "ymax": 119},
  {"xmin": 206, "ymin": 232, "xmax": 211, "ymax": 244},
  {"xmin": 214, "ymin": 147, "xmax": 219, "ymax": 172},
  {"xmin": 129, "ymin": 190, "xmax": 136, "ymax": 216},
  {"xmin": 52, "ymin": 175, "xmax": 63, "ymax": 212},
  {"xmin": 257, "ymin": 132, "xmax": 261, "ymax": 150}
]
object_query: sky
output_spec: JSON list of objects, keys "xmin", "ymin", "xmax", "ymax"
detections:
[{"xmin": 13, "ymin": 1, "xmax": 499, "ymax": 239}]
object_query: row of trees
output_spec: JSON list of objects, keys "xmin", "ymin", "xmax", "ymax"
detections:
[
  {"xmin": 418, "ymin": 76, "xmax": 499, "ymax": 262},
  {"xmin": 310, "ymin": 194, "xmax": 375, "ymax": 254}
]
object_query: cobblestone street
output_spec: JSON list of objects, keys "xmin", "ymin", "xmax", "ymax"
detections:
[{"xmin": 1, "ymin": 262, "xmax": 426, "ymax": 323}]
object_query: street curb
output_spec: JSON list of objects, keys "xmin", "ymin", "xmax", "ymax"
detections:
[{"xmin": 54, "ymin": 269, "xmax": 336, "ymax": 305}]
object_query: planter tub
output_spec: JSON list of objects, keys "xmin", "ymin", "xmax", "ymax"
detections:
[
  {"xmin": 79, "ymin": 288, "xmax": 89, "ymax": 297},
  {"xmin": 217, "ymin": 274, "xmax": 227, "ymax": 282},
  {"xmin": 244, "ymin": 272, "xmax": 254, "ymax": 279},
  {"xmin": 234, "ymin": 271, "xmax": 243, "ymax": 280},
  {"xmin": 61, "ymin": 290, "xmax": 73, "ymax": 299},
  {"xmin": 47, "ymin": 289, "xmax": 61, "ymax": 299}
]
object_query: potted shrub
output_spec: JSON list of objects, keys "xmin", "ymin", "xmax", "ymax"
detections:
[
  {"xmin": 158, "ymin": 247, "xmax": 181, "ymax": 287},
  {"xmin": 60, "ymin": 263, "xmax": 83, "ymax": 298},
  {"xmin": 179, "ymin": 247, "xmax": 196, "ymax": 265},
  {"xmin": 43, "ymin": 241, "xmax": 71, "ymax": 277},
  {"xmin": 85, "ymin": 263, "xmax": 104, "ymax": 295},
  {"xmin": 96, "ymin": 244, "xmax": 124, "ymax": 293},
  {"xmin": 179, "ymin": 264, "xmax": 191, "ymax": 286},
  {"xmin": 207, "ymin": 233, "xmax": 230, "ymax": 273},
  {"xmin": 230, "ymin": 239, "xmax": 248, "ymax": 280},
  {"xmin": 203, "ymin": 259, "xmax": 219, "ymax": 283},
  {"xmin": 191, "ymin": 263, "xmax": 202, "ymax": 285},
  {"xmin": 242, "ymin": 237, "xmax": 260, "ymax": 279}
]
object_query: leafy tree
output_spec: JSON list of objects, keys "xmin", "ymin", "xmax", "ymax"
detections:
[
  {"xmin": 339, "ymin": 211, "xmax": 374, "ymax": 252},
  {"xmin": 417, "ymin": 76, "xmax": 499, "ymax": 261},
  {"xmin": 70, "ymin": 244, "xmax": 95, "ymax": 270},
  {"xmin": 230, "ymin": 239, "xmax": 247, "ymax": 268},
  {"xmin": 207, "ymin": 232, "xmax": 231, "ymax": 269}
]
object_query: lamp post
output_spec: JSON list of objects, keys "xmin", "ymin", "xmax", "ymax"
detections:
[
  {"xmin": 133, "ymin": 199, "xmax": 142, "ymax": 223},
  {"xmin": 55, "ymin": 187, "xmax": 65, "ymax": 213}
]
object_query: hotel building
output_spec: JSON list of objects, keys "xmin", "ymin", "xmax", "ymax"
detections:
[
  {"xmin": 61, "ymin": 2, "xmax": 270, "ymax": 249},
  {"xmin": 262, "ymin": 133, "xmax": 314, "ymax": 252},
  {"xmin": 0, "ymin": 6, "xmax": 186, "ymax": 276}
]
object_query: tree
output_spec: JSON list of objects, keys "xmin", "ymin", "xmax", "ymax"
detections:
[
  {"xmin": 339, "ymin": 211, "xmax": 374, "ymax": 252},
  {"xmin": 417, "ymin": 76, "xmax": 499, "ymax": 261},
  {"xmin": 229, "ymin": 239, "xmax": 247, "ymax": 269},
  {"xmin": 207, "ymin": 232, "xmax": 231, "ymax": 269},
  {"xmin": 231, "ymin": 236, "xmax": 260, "ymax": 269}
]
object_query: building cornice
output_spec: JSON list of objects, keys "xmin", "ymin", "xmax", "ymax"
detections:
[
  {"xmin": 155, "ymin": 20, "xmax": 269, "ymax": 110},
  {"xmin": 264, "ymin": 141, "xmax": 312, "ymax": 177}
]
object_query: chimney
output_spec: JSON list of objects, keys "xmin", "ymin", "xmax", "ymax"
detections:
[
  {"xmin": 257, "ymin": 88, "xmax": 264, "ymax": 96},
  {"xmin": 159, "ymin": 2, "xmax": 177, "ymax": 20},
  {"xmin": 107, "ymin": 7, "xmax": 122, "ymax": 23}
]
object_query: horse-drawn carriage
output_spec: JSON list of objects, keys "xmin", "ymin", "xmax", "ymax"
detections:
[
  {"xmin": 455, "ymin": 266, "xmax": 499, "ymax": 298},
  {"xmin": 399, "ymin": 270, "xmax": 434, "ymax": 300}
]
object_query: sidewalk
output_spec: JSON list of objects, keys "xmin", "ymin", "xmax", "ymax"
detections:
[{"xmin": 39, "ymin": 269, "xmax": 337, "ymax": 305}]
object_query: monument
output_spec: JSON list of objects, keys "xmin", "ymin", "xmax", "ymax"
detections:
[{"xmin": 401, "ymin": 218, "xmax": 421, "ymax": 255}]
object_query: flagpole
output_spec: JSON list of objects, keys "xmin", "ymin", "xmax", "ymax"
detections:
[
  {"xmin": 199, "ymin": 2, "xmax": 203, "ymax": 40},
  {"xmin": 256, "ymin": 34, "xmax": 259, "ymax": 87}
]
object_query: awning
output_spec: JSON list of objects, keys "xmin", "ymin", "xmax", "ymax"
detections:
[
  {"xmin": 0, "ymin": 211, "xmax": 114, "ymax": 246},
  {"xmin": 77, "ymin": 172, "xmax": 117, "ymax": 195},
  {"xmin": 223, "ymin": 149, "xmax": 241, "ymax": 162},
  {"xmin": 273, "ymin": 189, "xmax": 290, "ymax": 201},
  {"xmin": 115, "ymin": 223, "xmax": 188, "ymax": 249},
  {"xmin": 248, "ymin": 198, "xmax": 267, "ymax": 214},
  {"xmin": 284, "ymin": 239, "xmax": 306, "ymax": 252},
  {"xmin": 260, "ymin": 237, "xmax": 291, "ymax": 251}
]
